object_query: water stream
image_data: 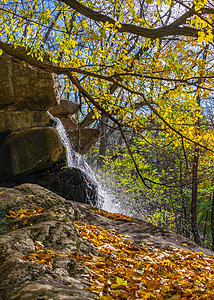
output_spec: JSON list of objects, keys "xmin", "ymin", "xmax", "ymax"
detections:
[{"xmin": 55, "ymin": 119, "xmax": 121, "ymax": 213}]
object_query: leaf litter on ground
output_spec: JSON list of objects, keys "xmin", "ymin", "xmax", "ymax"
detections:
[
  {"xmin": 75, "ymin": 221, "xmax": 214, "ymax": 299},
  {"xmin": 20, "ymin": 208, "xmax": 214, "ymax": 299},
  {"xmin": 91, "ymin": 209, "xmax": 135, "ymax": 222},
  {"xmin": 6, "ymin": 207, "xmax": 44, "ymax": 229}
]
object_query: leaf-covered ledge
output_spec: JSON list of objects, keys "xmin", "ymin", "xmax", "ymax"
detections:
[
  {"xmin": 0, "ymin": 184, "xmax": 99, "ymax": 300},
  {"xmin": 0, "ymin": 183, "xmax": 214, "ymax": 299}
]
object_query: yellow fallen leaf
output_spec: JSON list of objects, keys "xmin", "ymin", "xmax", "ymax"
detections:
[
  {"xmin": 111, "ymin": 283, "xmax": 127, "ymax": 290},
  {"xmin": 36, "ymin": 259, "xmax": 47, "ymax": 264},
  {"xmin": 168, "ymin": 293, "xmax": 181, "ymax": 300},
  {"xmin": 23, "ymin": 220, "xmax": 28, "ymax": 226},
  {"xmin": 47, "ymin": 249, "xmax": 55, "ymax": 254},
  {"xmin": 100, "ymin": 293, "xmax": 113, "ymax": 300}
]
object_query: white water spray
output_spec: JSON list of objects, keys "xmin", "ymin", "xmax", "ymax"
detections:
[
  {"xmin": 55, "ymin": 119, "xmax": 121, "ymax": 213},
  {"xmin": 98, "ymin": 186, "xmax": 121, "ymax": 213},
  {"xmin": 55, "ymin": 119, "xmax": 95, "ymax": 178}
]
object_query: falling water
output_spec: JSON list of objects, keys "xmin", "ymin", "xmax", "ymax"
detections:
[
  {"xmin": 98, "ymin": 183, "xmax": 121, "ymax": 213},
  {"xmin": 55, "ymin": 118, "xmax": 121, "ymax": 213},
  {"xmin": 55, "ymin": 119, "xmax": 95, "ymax": 177},
  {"xmin": 55, "ymin": 118, "xmax": 73, "ymax": 165}
]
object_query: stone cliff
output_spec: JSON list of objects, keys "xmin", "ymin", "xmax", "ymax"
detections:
[
  {"xmin": 0, "ymin": 52, "xmax": 66, "ymax": 185},
  {"xmin": 0, "ymin": 51, "xmax": 100, "ymax": 206}
]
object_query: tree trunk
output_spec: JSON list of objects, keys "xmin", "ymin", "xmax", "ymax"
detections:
[
  {"xmin": 97, "ymin": 117, "xmax": 107, "ymax": 168},
  {"xmin": 202, "ymin": 210, "xmax": 208, "ymax": 244},
  {"xmin": 191, "ymin": 146, "xmax": 201, "ymax": 245},
  {"xmin": 211, "ymin": 191, "xmax": 214, "ymax": 251},
  {"xmin": 179, "ymin": 161, "xmax": 189, "ymax": 237}
]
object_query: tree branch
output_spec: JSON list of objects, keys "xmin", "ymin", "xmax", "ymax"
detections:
[
  {"xmin": 0, "ymin": 41, "xmax": 213, "ymax": 154},
  {"xmin": 61, "ymin": 0, "xmax": 198, "ymax": 38}
]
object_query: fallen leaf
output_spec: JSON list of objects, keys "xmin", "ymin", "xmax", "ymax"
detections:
[{"xmin": 168, "ymin": 293, "xmax": 181, "ymax": 300}]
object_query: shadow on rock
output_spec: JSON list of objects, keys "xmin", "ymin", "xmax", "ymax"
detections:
[{"xmin": 38, "ymin": 167, "xmax": 101, "ymax": 207}]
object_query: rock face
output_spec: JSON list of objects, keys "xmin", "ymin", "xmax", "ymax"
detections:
[
  {"xmin": 0, "ymin": 127, "xmax": 66, "ymax": 182},
  {"xmin": 0, "ymin": 110, "xmax": 55, "ymax": 132},
  {"xmin": 68, "ymin": 129, "xmax": 100, "ymax": 155},
  {"xmin": 0, "ymin": 53, "xmax": 61, "ymax": 110},
  {"xmin": 49, "ymin": 99, "xmax": 79, "ymax": 131},
  {"xmin": 0, "ymin": 51, "xmax": 67, "ymax": 188},
  {"xmin": 49, "ymin": 99, "xmax": 79, "ymax": 116},
  {"xmin": 0, "ymin": 50, "xmax": 100, "ymax": 207},
  {"xmin": 57, "ymin": 115, "xmax": 78, "ymax": 131},
  {"xmin": 38, "ymin": 167, "xmax": 100, "ymax": 207},
  {"xmin": 0, "ymin": 184, "xmax": 98, "ymax": 300},
  {"xmin": 49, "ymin": 100, "xmax": 100, "ymax": 154},
  {"xmin": 0, "ymin": 184, "xmax": 213, "ymax": 299}
]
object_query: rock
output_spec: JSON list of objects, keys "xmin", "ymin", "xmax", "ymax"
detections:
[
  {"xmin": 0, "ymin": 53, "xmax": 14, "ymax": 104},
  {"xmin": 0, "ymin": 111, "xmax": 55, "ymax": 133},
  {"xmin": 0, "ymin": 183, "xmax": 213, "ymax": 299},
  {"xmin": 68, "ymin": 129, "xmax": 100, "ymax": 155},
  {"xmin": 39, "ymin": 167, "xmax": 101, "ymax": 207},
  {"xmin": 0, "ymin": 183, "xmax": 98, "ymax": 300},
  {"xmin": 56, "ymin": 115, "xmax": 78, "ymax": 131},
  {"xmin": 49, "ymin": 99, "xmax": 80, "ymax": 116},
  {"xmin": 0, "ymin": 131, "xmax": 9, "ymax": 147},
  {"xmin": 76, "ymin": 203, "xmax": 214, "ymax": 256},
  {"xmin": 0, "ymin": 53, "xmax": 61, "ymax": 110},
  {"xmin": 0, "ymin": 127, "xmax": 66, "ymax": 183}
]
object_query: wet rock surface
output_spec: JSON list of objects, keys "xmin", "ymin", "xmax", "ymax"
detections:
[{"xmin": 38, "ymin": 167, "xmax": 100, "ymax": 207}]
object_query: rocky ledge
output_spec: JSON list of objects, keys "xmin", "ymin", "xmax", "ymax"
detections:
[{"xmin": 0, "ymin": 184, "xmax": 213, "ymax": 300}]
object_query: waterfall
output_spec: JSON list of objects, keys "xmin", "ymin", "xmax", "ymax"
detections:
[
  {"xmin": 55, "ymin": 118, "xmax": 73, "ymax": 166},
  {"xmin": 98, "ymin": 185, "xmax": 121, "ymax": 213},
  {"xmin": 55, "ymin": 119, "xmax": 96, "ymax": 180},
  {"xmin": 55, "ymin": 118, "xmax": 121, "ymax": 213}
]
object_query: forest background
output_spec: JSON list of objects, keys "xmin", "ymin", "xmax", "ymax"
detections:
[{"xmin": 0, "ymin": 0, "xmax": 214, "ymax": 249}]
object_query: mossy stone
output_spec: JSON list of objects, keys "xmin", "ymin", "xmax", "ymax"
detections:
[{"xmin": 0, "ymin": 127, "xmax": 66, "ymax": 181}]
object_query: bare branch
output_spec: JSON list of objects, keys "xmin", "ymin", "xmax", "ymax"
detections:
[{"xmin": 61, "ymin": 0, "xmax": 198, "ymax": 38}]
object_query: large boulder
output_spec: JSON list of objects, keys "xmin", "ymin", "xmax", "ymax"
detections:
[
  {"xmin": 0, "ymin": 127, "xmax": 66, "ymax": 183},
  {"xmin": 0, "ymin": 110, "xmax": 55, "ymax": 132},
  {"xmin": 0, "ymin": 53, "xmax": 61, "ymax": 110},
  {"xmin": 0, "ymin": 183, "xmax": 98, "ymax": 300},
  {"xmin": 0, "ymin": 183, "xmax": 213, "ymax": 299},
  {"xmin": 39, "ymin": 167, "xmax": 101, "ymax": 207},
  {"xmin": 56, "ymin": 115, "xmax": 78, "ymax": 131},
  {"xmin": 49, "ymin": 99, "xmax": 80, "ymax": 116},
  {"xmin": 68, "ymin": 129, "xmax": 100, "ymax": 155}
]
